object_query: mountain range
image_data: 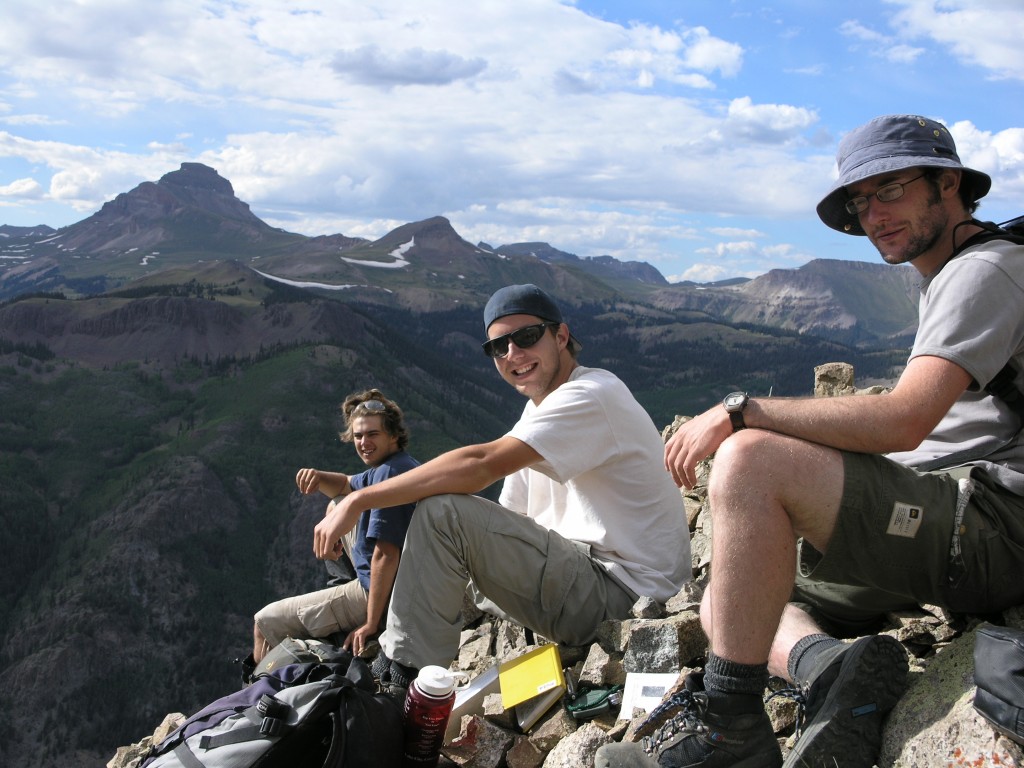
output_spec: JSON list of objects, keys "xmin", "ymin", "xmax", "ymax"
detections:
[
  {"xmin": 0, "ymin": 163, "xmax": 919, "ymax": 768},
  {"xmin": 1, "ymin": 161, "xmax": 921, "ymax": 346}
]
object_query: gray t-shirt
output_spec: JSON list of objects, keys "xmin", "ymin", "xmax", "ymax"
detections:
[{"xmin": 888, "ymin": 238, "xmax": 1024, "ymax": 494}]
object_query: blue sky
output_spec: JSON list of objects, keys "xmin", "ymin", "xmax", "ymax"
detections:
[{"xmin": 1, "ymin": 0, "xmax": 1022, "ymax": 282}]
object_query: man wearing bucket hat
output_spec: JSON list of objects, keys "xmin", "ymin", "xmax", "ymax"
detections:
[
  {"xmin": 312, "ymin": 284, "xmax": 690, "ymax": 697},
  {"xmin": 598, "ymin": 114, "xmax": 1024, "ymax": 768}
]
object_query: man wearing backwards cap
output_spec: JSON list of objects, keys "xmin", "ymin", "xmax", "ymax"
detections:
[
  {"xmin": 599, "ymin": 114, "xmax": 1024, "ymax": 768},
  {"xmin": 313, "ymin": 284, "xmax": 690, "ymax": 694}
]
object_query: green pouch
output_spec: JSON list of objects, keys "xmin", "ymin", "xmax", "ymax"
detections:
[{"xmin": 565, "ymin": 684, "xmax": 623, "ymax": 720}]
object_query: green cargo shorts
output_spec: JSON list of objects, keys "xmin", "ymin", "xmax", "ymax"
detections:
[{"xmin": 792, "ymin": 451, "xmax": 1024, "ymax": 636}]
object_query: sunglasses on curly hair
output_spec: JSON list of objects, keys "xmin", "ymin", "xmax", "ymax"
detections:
[
  {"xmin": 482, "ymin": 322, "xmax": 557, "ymax": 359},
  {"xmin": 353, "ymin": 399, "xmax": 387, "ymax": 414}
]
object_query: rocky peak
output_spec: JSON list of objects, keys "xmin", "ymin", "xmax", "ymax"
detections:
[
  {"xmin": 369, "ymin": 215, "xmax": 488, "ymax": 267},
  {"xmin": 55, "ymin": 163, "xmax": 271, "ymax": 255},
  {"xmin": 159, "ymin": 162, "xmax": 237, "ymax": 197}
]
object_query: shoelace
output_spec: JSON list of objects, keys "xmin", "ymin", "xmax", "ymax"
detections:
[
  {"xmin": 764, "ymin": 683, "xmax": 809, "ymax": 741},
  {"xmin": 639, "ymin": 690, "xmax": 709, "ymax": 755}
]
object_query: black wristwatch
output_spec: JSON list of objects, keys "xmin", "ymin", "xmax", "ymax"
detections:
[{"xmin": 723, "ymin": 391, "xmax": 749, "ymax": 432}]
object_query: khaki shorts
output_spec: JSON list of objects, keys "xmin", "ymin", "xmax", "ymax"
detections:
[
  {"xmin": 254, "ymin": 579, "xmax": 370, "ymax": 647},
  {"xmin": 792, "ymin": 451, "xmax": 1024, "ymax": 636}
]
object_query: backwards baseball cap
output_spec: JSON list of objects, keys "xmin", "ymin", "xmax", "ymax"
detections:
[
  {"xmin": 483, "ymin": 283, "xmax": 582, "ymax": 354},
  {"xmin": 816, "ymin": 114, "xmax": 991, "ymax": 236}
]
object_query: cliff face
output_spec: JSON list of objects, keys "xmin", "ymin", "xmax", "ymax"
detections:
[{"xmin": 0, "ymin": 288, "xmax": 375, "ymax": 367}]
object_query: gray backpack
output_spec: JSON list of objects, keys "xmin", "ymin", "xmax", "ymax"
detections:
[{"xmin": 142, "ymin": 656, "xmax": 403, "ymax": 768}]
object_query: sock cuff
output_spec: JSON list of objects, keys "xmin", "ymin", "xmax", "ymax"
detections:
[
  {"xmin": 788, "ymin": 633, "xmax": 838, "ymax": 683},
  {"xmin": 704, "ymin": 651, "xmax": 769, "ymax": 697}
]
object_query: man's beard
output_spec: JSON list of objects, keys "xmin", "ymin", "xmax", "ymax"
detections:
[{"xmin": 875, "ymin": 186, "xmax": 948, "ymax": 266}]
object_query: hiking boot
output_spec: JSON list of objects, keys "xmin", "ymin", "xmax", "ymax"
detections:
[
  {"xmin": 783, "ymin": 634, "xmax": 908, "ymax": 768},
  {"xmin": 370, "ymin": 650, "xmax": 415, "ymax": 703},
  {"xmin": 594, "ymin": 688, "xmax": 782, "ymax": 768}
]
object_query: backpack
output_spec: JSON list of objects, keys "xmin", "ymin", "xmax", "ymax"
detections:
[
  {"xmin": 973, "ymin": 623, "xmax": 1024, "ymax": 746},
  {"xmin": 141, "ymin": 655, "xmax": 404, "ymax": 768},
  {"xmin": 248, "ymin": 637, "xmax": 354, "ymax": 682}
]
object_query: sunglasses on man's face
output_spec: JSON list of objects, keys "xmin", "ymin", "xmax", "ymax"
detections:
[{"xmin": 482, "ymin": 322, "xmax": 558, "ymax": 359}]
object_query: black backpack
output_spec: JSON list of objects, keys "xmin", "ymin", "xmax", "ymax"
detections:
[
  {"xmin": 141, "ymin": 655, "xmax": 404, "ymax": 768},
  {"xmin": 973, "ymin": 623, "xmax": 1024, "ymax": 746}
]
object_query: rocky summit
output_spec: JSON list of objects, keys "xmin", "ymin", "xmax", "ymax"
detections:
[{"xmin": 108, "ymin": 365, "xmax": 1024, "ymax": 768}]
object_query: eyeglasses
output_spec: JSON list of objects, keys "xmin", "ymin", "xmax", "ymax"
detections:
[
  {"xmin": 844, "ymin": 173, "xmax": 926, "ymax": 216},
  {"xmin": 354, "ymin": 399, "xmax": 387, "ymax": 414},
  {"xmin": 482, "ymin": 322, "xmax": 557, "ymax": 359}
]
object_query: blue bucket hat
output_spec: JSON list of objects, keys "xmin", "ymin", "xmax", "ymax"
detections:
[
  {"xmin": 483, "ymin": 284, "xmax": 582, "ymax": 354},
  {"xmin": 816, "ymin": 114, "xmax": 991, "ymax": 236}
]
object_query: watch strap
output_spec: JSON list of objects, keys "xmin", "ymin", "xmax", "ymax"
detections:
[{"xmin": 728, "ymin": 409, "xmax": 746, "ymax": 432}]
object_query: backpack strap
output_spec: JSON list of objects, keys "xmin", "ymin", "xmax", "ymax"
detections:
[
  {"xmin": 171, "ymin": 742, "xmax": 207, "ymax": 768},
  {"xmin": 198, "ymin": 695, "xmax": 292, "ymax": 750},
  {"xmin": 950, "ymin": 219, "xmax": 1024, "ymax": 259},
  {"xmin": 985, "ymin": 360, "xmax": 1024, "ymax": 422}
]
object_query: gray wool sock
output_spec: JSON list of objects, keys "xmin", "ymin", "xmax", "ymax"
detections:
[
  {"xmin": 788, "ymin": 633, "xmax": 841, "ymax": 683},
  {"xmin": 703, "ymin": 651, "xmax": 769, "ymax": 704}
]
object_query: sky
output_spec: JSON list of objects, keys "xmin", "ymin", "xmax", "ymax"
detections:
[{"xmin": 1, "ymin": 1, "xmax": 1022, "ymax": 283}]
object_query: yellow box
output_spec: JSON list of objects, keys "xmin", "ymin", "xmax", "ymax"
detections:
[{"xmin": 498, "ymin": 644, "xmax": 565, "ymax": 709}]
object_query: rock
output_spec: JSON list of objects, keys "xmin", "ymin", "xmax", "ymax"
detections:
[
  {"xmin": 446, "ymin": 716, "xmax": 516, "ymax": 766},
  {"xmin": 631, "ymin": 595, "xmax": 664, "ymax": 620},
  {"xmin": 814, "ymin": 361, "xmax": 856, "ymax": 396},
  {"xmin": 506, "ymin": 734, "xmax": 546, "ymax": 768},
  {"xmin": 540, "ymin": 722, "xmax": 612, "ymax": 767},
  {"xmin": 882, "ymin": 626, "xmax": 1024, "ymax": 767},
  {"xmin": 578, "ymin": 644, "xmax": 625, "ymax": 687},
  {"xmin": 621, "ymin": 612, "xmax": 705, "ymax": 673},
  {"xmin": 106, "ymin": 713, "xmax": 184, "ymax": 768}
]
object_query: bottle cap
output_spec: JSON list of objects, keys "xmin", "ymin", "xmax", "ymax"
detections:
[
  {"xmin": 415, "ymin": 666, "xmax": 470, "ymax": 696},
  {"xmin": 415, "ymin": 666, "xmax": 456, "ymax": 696}
]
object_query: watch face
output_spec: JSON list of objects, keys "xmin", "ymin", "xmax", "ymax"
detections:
[{"xmin": 724, "ymin": 392, "xmax": 746, "ymax": 410}]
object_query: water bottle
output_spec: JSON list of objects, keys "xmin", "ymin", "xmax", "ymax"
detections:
[{"xmin": 402, "ymin": 665, "xmax": 469, "ymax": 767}]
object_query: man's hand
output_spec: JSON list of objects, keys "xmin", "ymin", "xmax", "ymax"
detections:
[
  {"xmin": 343, "ymin": 623, "xmax": 376, "ymax": 657},
  {"xmin": 296, "ymin": 467, "xmax": 321, "ymax": 495},
  {"xmin": 664, "ymin": 405, "xmax": 734, "ymax": 489},
  {"xmin": 313, "ymin": 493, "xmax": 364, "ymax": 560}
]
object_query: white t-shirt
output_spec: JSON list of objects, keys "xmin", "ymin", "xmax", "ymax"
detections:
[
  {"xmin": 500, "ymin": 365, "xmax": 691, "ymax": 602},
  {"xmin": 888, "ymin": 238, "xmax": 1024, "ymax": 493}
]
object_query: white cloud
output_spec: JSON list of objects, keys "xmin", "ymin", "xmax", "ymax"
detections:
[
  {"xmin": 0, "ymin": 177, "xmax": 43, "ymax": 197},
  {"xmin": 709, "ymin": 227, "xmax": 764, "ymax": 238},
  {"xmin": 839, "ymin": 19, "xmax": 925, "ymax": 62},
  {"xmin": 1, "ymin": 114, "xmax": 66, "ymax": 127},
  {"xmin": 725, "ymin": 97, "xmax": 819, "ymax": 143},
  {"xmin": 679, "ymin": 26, "xmax": 744, "ymax": 77},
  {"xmin": 697, "ymin": 240, "xmax": 760, "ymax": 258},
  {"xmin": 886, "ymin": 0, "xmax": 1024, "ymax": 81},
  {"xmin": 669, "ymin": 263, "xmax": 730, "ymax": 283}
]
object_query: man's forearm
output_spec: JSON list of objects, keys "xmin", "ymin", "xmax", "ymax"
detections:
[
  {"xmin": 350, "ymin": 437, "xmax": 538, "ymax": 513},
  {"xmin": 365, "ymin": 543, "xmax": 401, "ymax": 632},
  {"xmin": 743, "ymin": 395, "xmax": 918, "ymax": 454}
]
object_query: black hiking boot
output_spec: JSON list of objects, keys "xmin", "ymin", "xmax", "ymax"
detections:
[
  {"xmin": 783, "ymin": 634, "xmax": 908, "ymax": 768},
  {"xmin": 370, "ymin": 650, "xmax": 416, "ymax": 704},
  {"xmin": 594, "ymin": 687, "xmax": 782, "ymax": 768}
]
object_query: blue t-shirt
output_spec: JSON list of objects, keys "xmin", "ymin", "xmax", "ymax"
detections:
[{"xmin": 346, "ymin": 450, "xmax": 420, "ymax": 591}]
